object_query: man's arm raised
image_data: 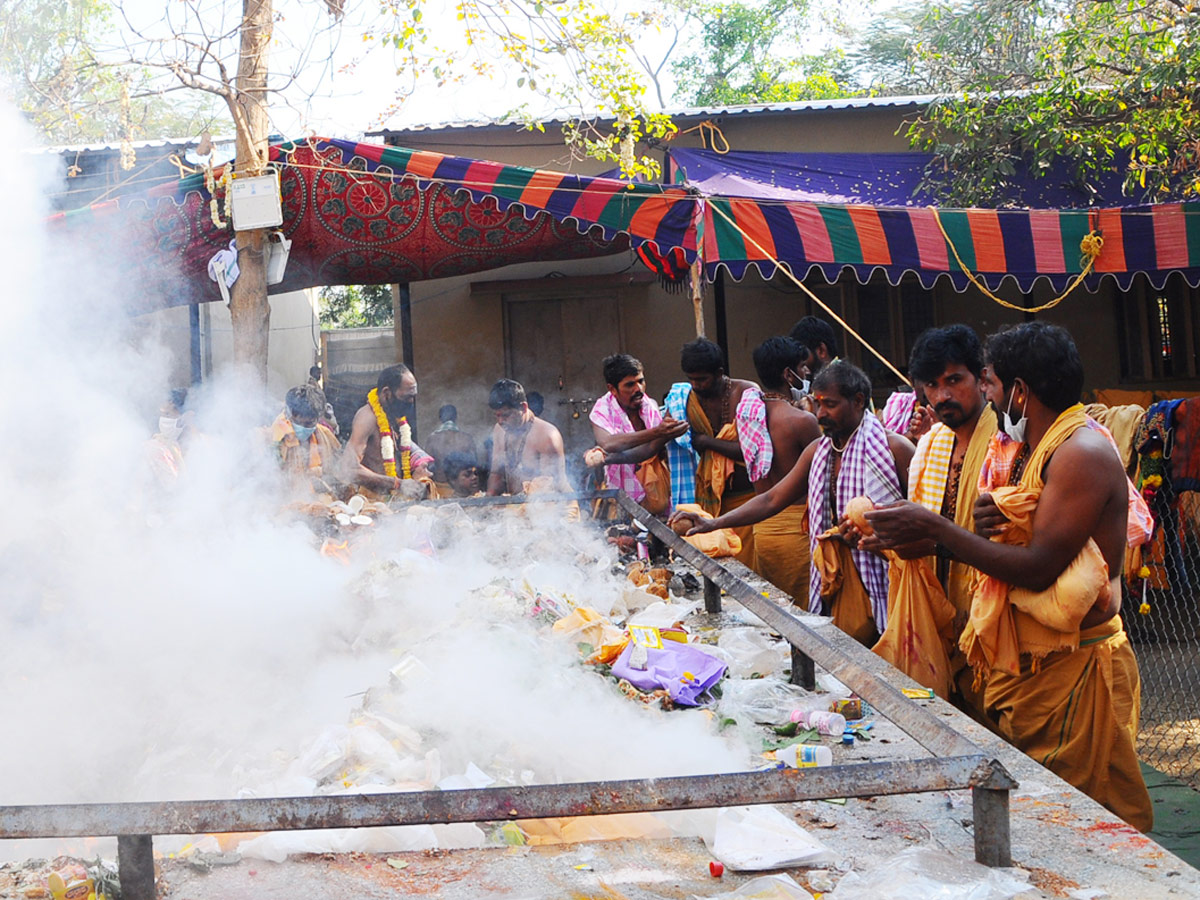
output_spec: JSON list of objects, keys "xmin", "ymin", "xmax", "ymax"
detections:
[{"xmin": 591, "ymin": 418, "xmax": 687, "ymax": 455}]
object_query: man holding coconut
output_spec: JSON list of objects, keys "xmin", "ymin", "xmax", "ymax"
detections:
[{"xmin": 672, "ymin": 360, "xmax": 913, "ymax": 644}]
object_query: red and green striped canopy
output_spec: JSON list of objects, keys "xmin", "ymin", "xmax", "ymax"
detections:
[
  {"xmin": 703, "ymin": 195, "xmax": 1200, "ymax": 292},
  {"xmin": 48, "ymin": 137, "xmax": 701, "ymax": 311},
  {"xmin": 52, "ymin": 135, "xmax": 1200, "ymax": 307}
]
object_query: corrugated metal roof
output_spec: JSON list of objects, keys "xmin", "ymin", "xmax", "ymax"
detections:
[
  {"xmin": 26, "ymin": 135, "xmax": 238, "ymax": 155},
  {"xmin": 367, "ymin": 94, "xmax": 936, "ymax": 136}
]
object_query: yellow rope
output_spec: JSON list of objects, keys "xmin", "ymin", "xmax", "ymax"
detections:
[
  {"xmin": 168, "ymin": 154, "xmax": 199, "ymax": 179},
  {"xmin": 707, "ymin": 201, "xmax": 911, "ymax": 388},
  {"xmin": 930, "ymin": 208, "xmax": 1104, "ymax": 313},
  {"xmin": 670, "ymin": 120, "xmax": 731, "ymax": 154}
]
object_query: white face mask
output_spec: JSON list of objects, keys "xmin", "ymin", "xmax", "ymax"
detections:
[
  {"xmin": 158, "ymin": 416, "xmax": 183, "ymax": 440},
  {"xmin": 785, "ymin": 368, "xmax": 810, "ymax": 402},
  {"xmin": 1001, "ymin": 388, "xmax": 1027, "ymax": 443}
]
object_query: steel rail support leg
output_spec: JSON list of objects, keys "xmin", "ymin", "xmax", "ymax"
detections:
[
  {"xmin": 117, "ymin": 834, "xmax": 155, "ymax": 900},
  {"xmin": 703, "ymin": 576, "xmax": 722, "ymax": 613},
  {"xmin": 971, "ymin": 759, "xmax": 1016, "ymax": 866},
  {"xmin": 790, "ymin": 643, "xmax": 816, "ymax": 690}
]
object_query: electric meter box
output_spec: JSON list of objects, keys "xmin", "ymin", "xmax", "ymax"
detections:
[{"xmin": 229, "ymin": 170, "xmax": 283, "ymax": 231}]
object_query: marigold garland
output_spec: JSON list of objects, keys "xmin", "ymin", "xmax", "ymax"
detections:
[
  {"xmin": 398, "ymin": 418, "xmax": 413, "ymax": 479},
  {"xmin": 367, "ymin": 388, "xmax": 398, "ymax": 479},
  {"xmin": 367, "ymin": 388, "xmax": 413, "ymax": 481}
]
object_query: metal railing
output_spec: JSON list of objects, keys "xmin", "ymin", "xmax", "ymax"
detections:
[{"xmin": 0, "ymin": 490, "xmax": 1017, "ymax": 900}]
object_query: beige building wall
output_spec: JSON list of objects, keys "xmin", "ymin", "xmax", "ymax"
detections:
[
  {"xmin": 378, "ymin": 101, "xmax": 1199, "ymax": 420},
  {"xmin": 137, "ymin": 289, "xmax": 321, "ymax": 402}
]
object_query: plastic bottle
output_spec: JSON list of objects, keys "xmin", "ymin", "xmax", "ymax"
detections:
[
  {"xmin": 789, "ymin": 708, "xmax": 847, "ymax": 736},
  {"xmin": 777, "ymin": 743, "xmax": 833, "ymax": 768}
]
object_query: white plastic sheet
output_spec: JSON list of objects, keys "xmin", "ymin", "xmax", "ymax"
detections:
[
  {"xmin": 707, "ymin": 806, "xmax": 836, "ymax": 871},
  {"xmin": 692, "ymin": 873, "xmax": 815, "ymax": 900},
  {"xmin": 829, "ymin": 847, "xmax": 1030, "ymax": 900}
]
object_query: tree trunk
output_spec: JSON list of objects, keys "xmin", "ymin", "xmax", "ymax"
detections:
[{"xmin": 228, "ymin": 0, "xmax": 274, "ymax": 383}]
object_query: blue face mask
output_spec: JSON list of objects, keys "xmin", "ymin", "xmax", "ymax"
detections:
[{"xmin": 293, "ymin": 424, "xmax": 316, "ymax": 443}]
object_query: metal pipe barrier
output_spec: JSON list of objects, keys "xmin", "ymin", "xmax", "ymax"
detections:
[{"xmin": 0, "ymin": 490, "xmax": 1016, "ymax": 899}]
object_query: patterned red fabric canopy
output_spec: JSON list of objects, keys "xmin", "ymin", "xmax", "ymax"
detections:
[{"xmin": 48, "ymin": 137, "xmax": 703, "ymax": 312}]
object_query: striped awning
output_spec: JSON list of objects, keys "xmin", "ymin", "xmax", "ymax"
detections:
[
  {"xmin": 272, "ymin": 138, "xmax": 700, "ymax": 259},
  {"xmin": 704, "ymin": 197, "xmax": 1200, "ymax": 291},
  {"xmin": 47, "ymin": 137, "xmax": 702, "ymax": 311}
]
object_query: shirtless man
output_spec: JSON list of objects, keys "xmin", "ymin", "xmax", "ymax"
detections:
[
  {"xmin": 679, "ymin": 338, "xmax": 759, "ymax": 565},
  {"xmin": 486, "ymin": 378, "xmax": 570, "ymax": 495},
  {"xmin": 339, "ymin": 364, "xmax": 434, "ymax": 498},
  {"xmin": 734, "ymin": 336, "xmax": 821, "ymax": 600},
  {"xmin": 864, "ymin": 322, "xmax": 1153, "ymax": 832}
]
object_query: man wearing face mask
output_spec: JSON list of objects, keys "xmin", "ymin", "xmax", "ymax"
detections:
[
  {"xmin": 147, "ymin": 388, "xmax": 194, "ymax": 489},
  {"xmin": 870, "ymin": 325, "xmax": 996, "ymax": 714},
  {"xmin": 732, "ymin": 336, "xmax": 821, "ymax": 602},
  {"xmin": 864, "ymin": 322, "xmax": 1154, "ymax": 832},
  {"xmin": 340, "ymin": 364, "xmax": 434, "ymax": 498},
  {"xmin": 270, "ymin": 383, "xmax": 343, "ymax": 492}
]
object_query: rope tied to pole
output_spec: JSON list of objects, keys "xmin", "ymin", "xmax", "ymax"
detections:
[{"xmin": 707, "ymin": 201, "xmax": 911, "ymax": 387}]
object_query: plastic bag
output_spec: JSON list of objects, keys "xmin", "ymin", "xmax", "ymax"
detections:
[
  {"xmin": 692, "ymin": 873, "xmax": 815, "ymax": 900},
  {"xmin": 829, "ymin": 847, "xmax": 1030, "ymax": 900},
  {"xmin": 551, "ymin": 606, "xmax": 626, "ymax": 659},
  {"xmin": 718, "ymin": 628, "xmax": 789, "ymax": 678},
  {"xmin": 708, "ymin": 806, "xmax": 836, "ymax": 871},
  {"xmin": 718, "ymin": 677, "xmax": 820, "ymax": 724},
  {"xmin": 628, "ymin": 600, "xmax": 700, "ymax": 630},
  {"xmin": 611, "ymin": 639, "xmax": 726, "ymax": 706}
]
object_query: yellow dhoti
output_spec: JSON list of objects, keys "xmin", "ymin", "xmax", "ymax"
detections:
[
  {"xmin": 873, "ymin": 553, "xmax": 956, "ymax": 699},
  {"xmin": 812, "ymin": 532, "xmax": 878, "ymax": 646},
  {"xmin": 984, "ymin": 615, "xmax": 1152, "ymax": 832},
  {"xmin": 720, "ymin": 489, "xmax": 757, "ymax": 568},
  {"xmin": 752, "ymin": 503, "xmax": 809, "ymax": 603},
  {"xmin": 963, "ymin": 404, "xmax": 1152, "ymax": 831}
]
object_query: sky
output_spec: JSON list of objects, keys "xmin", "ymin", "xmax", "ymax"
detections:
[{"xmin": 104, "ymin": 0, "xmax": 881, "ymax": 141}]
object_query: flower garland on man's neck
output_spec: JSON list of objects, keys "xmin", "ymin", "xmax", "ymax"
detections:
[{"xmin": 367, "ymin": 388, "xmax": 412, "ymax": 480}]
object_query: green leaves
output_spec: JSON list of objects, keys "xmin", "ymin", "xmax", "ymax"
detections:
[
  {"xmin": 903, "ymin": 0, "xmax": 1200, "ymax": 204},
  {"xmin": 319, "ymin": 284, "xmax": 394, "ymax": 329}
]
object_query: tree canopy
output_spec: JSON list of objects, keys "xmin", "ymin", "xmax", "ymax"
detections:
[
  {"xmin": 0, "ymin": 0, "xmax": 220, "ymax": 145},
  {"xmin": 319, "ymin": 284, "xmax": 393, "ymax": 329},
  {"xmin": 898, "ymin": 0, "xmax": 1200, "ymax": 205},
  {"xmin": 664, "ymin": 0, "xmax": 859, "ymax": 107}
]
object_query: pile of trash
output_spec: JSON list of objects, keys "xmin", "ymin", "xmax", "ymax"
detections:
[{"xmin": 211, "ymin": 502, "xmax": 879, "ymax": 864}]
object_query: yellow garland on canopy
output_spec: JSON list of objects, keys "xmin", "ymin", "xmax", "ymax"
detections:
[
  {"xmin": 367, "ymin": 388, "xmax": 397, "ymax": 479},
  {"xmin": 931, "ymin": 209, "xmax": 1104, "ymax": 313}
]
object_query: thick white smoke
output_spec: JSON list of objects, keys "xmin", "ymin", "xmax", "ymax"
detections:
[{"xmin": 0, "ymin": 102, "xmax": 754, "ymax": 862}]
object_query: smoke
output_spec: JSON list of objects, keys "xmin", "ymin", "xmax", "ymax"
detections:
[{"xmin": 0, "ymin": 102, "xmax": 754, "ymax": 861}]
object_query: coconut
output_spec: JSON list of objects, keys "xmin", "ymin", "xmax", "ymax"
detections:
[{"xmin": 844, "ymin": 496, "xmax": 875, "ymax": 535}]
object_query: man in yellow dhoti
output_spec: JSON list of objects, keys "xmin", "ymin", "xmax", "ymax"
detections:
[
  {"xmin": 679, "ymin": 339, "xmax": 759, "ymax": 567},
  {"xmin": 866, "ymin": 323, "xmax": 1153, "ymax": 832},
  {"xmin": 871, "ymin": 325, "xmax": 996, "ymax": 714},
  {"xmin": 677, "ymin": 362, "xmax": 914, "ymax": 646},
  {"xmin": 734, "ymin": 337, "xmax": 821, "ymax": 602}
]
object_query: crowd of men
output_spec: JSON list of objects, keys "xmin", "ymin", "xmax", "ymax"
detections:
[{"xmin": 148, "ymin": 314, "xmax": 1155, "ymax": 833}]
